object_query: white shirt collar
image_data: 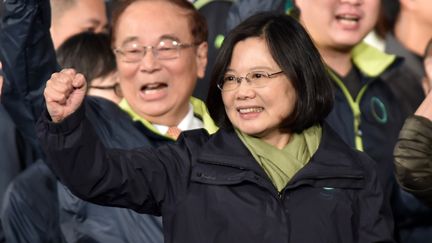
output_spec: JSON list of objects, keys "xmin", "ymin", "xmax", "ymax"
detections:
[{"xmin": 152, "ymin": 103, "xmax": 204, "ymax": 134}]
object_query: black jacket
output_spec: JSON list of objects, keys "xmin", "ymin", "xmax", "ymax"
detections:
[
  {"xmin": 37, "ymin": 105, "xmax": 394, "ymax": 243},
  {"xmin": 1, "ymin": 160, "xmax": 64, "ymax": 243},
  {"xmin": 0, "ymin": 0, "xmax": 166, "ymax": 242},
  {"xmin": 0, "ymin": 105, "xmax": 35, "ymax": 243}
]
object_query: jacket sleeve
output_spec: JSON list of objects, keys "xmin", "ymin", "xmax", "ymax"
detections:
[
  {"xmin": 36, "ymin": 104, "xmax": 189, "ymax": 215},
  {"xmin": 0, "ymin": 105, "xmax": 31, "ymax": 207},
  {"xmin": 56, "ymin": 182, "xmax": 164, "ymax": 243},
  {"xmin": 0, "ymin": 0, "xmax": 60, "ymax": 159},
  {"xmin": 357, "ymin": 153, "xmax": 395, "ymax": 243},
  {"xmin": 1, "ymin": 160, "xmax": 64, "ymax": 243},
  {"xmin": 394, "ymin": 115, "xmax": 432, "ymax": 207}
]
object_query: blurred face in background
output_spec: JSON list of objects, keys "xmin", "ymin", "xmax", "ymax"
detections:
[
  {"xmin": 296, "ymin": 0, "xmax": 379, "ymax": 52},
  {"xmin": 87, "ymin": 71, "xmax": 122, "ymax": 104},
  {"xmin": 50, "ymin": 0, "xmax": 108, "ymax": 49},
  {"xmin": 401, "ymin": 0, "xmax": 432, "ymax": 29},
  {"xmin": 113, "ymin": 1, "xmax": 207, "ymax": 126}
]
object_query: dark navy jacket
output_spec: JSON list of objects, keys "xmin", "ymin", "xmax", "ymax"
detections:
[
  {"xmin": 0, "ymin": 0, "xmax": 164, "ymax": 242},
  {"xmin": 324, "ymin": 43, "xmax": 429, "ymax": 242},
  {"xmin": 37, "ymin": 105, "xmax": 394, "ymax": 243}
]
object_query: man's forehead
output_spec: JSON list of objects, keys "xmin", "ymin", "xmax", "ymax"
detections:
[
  {"xmin": 117, "ymin": 5, "xmax": 192, "ymax": 43},
  {"xmin": 125, "ymin": 0, "xmax": 189, "ymax": 18},
  {"xmin": 119, "ymin": 34, "xmax": 183, "ymax": 46}
]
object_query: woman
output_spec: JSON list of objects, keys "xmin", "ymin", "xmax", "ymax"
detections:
[{"xmin": 38, "ymin": 13, "xmax": 393, "ymax": 243}]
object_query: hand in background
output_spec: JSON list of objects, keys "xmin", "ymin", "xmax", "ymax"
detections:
[
  {"xmin": 415, "ymin": 86, "xmax": 432, "ymax": 121},
  {"xmin": 424, "ymin": 56, "xmax": 432, "ymax": 85},
  {"xmin": 423, "ymin": 39, "xmax": 432, "ymax": 94}
]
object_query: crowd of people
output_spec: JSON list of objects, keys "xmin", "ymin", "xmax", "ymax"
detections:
[{"xmin": 1, "ymin": 0, "xmax": 432, "ymax": 242}]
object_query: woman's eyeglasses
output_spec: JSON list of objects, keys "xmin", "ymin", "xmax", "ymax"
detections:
[{"xmin": 217, "ymin": 71, "xmax": 284, "ymax": 91}]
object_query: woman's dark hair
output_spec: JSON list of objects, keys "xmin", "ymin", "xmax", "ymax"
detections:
[
  {"xmin": 375, "ymin": 0, "xmax": 399, "ymax": 38},
  {"xmin": 206, "ymin": 12, "xmax": 334, "ymax": 133},
  {"xmin": 56, "ymin": 32, "xmax": 116, "ymax": 83},
  {"xmin": 424, "ymin": 38, "xmax": 432, "ymax": 58}
]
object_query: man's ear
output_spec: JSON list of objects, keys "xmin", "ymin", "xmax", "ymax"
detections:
[{"xmin": 195, "ymin": 42, "xmax": 208, "ymax": 79}]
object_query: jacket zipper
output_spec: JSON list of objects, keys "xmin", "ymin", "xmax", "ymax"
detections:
[{"xmin": 328, "ymin": 70, "xmax": 370, "ymax": 152}]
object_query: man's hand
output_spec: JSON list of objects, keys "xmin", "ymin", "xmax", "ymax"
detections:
[{"xmin": 44, "ymin": 69, "xmax": 87, "ymax": 123}]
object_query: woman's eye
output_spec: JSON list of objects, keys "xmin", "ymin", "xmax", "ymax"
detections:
[
  {"xmin": 223, "ymin": 76, "xmax": 236, "ymax": 82},
  {"xmin": 251, "ymin": 73, "xmax": 265, "ymax": 79}
]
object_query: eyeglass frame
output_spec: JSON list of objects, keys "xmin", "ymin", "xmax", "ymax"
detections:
[
  {"xmin": 217, "ymin": 70, "xmax": 285, "ymax": 91},
  {"xmin": 113, "ymin": 39, "xmax": 197, "ymax": 63}
]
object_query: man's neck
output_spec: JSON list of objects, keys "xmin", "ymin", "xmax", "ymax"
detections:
[
  {"xmin": 319, "ymin": 47, "xmax": 353, "ymax": 77},
  {"xmin": 395, "ymin": 12, "xmax": 432, "ymax": 56},
  {"xmin": 127, "ymin": 101, "xmax": 190, "ymax": 128},
  {"xmin": 146, "ymin": 108, "xmax": 190, "ymax": 127}
]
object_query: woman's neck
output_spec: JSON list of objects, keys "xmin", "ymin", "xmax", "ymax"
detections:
[{"xmin": 260, "ymin": 132, "xmax": 291, "ymax": 150}]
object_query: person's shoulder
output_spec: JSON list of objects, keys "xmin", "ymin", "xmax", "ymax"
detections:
[
  {"xmin": 86, "ymin": 96, "xmax": 123, "ymax": 113},
  {"xmin": 180, "ymin": 128, "xmax": 211, "ymax": 144},
  {"xmin": 4, "ymin": 159, "xmax": 57, "ymax": 201},
  {"xmin": 85, "ymin": 97, "xmax": 135, "ymax": 126},
  {"xmin": 319, "ymin": 123, "xmax": 377, "ymax": 171},
  {"xmin": 179, "ymin": 128, "xmax": 233, "ymax": 152}
]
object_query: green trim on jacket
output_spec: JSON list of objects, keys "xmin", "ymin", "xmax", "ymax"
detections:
[
  {"xmin": 329, "ymin": 42, "xmax": 397, "ymax": 151},
  {"xmin": 328, "ymin": 70, "xmax": 369, "ymax": 151},
  {"xmin": 351, "ymin": 42, "xmax": 396, "ymax": 77},
  {"xmin": 118, "ymin": 97, "xmax": 218, "ymax": 139}
]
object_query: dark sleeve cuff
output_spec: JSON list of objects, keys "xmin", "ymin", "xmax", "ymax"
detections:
[
  {"xmin": 398, "ymin": 115, "xmax": 432, "ymax": 141},
  {"xmin": 39, "ymin": 102, "xmax": 86, "ymax": 135},
  {"xmin": 411, "ymin": 115, "xmax": 432, "ymax": 130}
]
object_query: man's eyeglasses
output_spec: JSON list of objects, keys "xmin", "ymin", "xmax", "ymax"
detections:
[
  {"xmin": 114, "ymin": 39, "xmax": 196, "ymax": 63},
  {"xmin": 217, "ymin": 71, "xmax": 284, "ymax": 91}
]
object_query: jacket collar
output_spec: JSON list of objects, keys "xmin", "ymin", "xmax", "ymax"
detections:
[
  {"xmin": 196, "ymin": 123, "xmax": 366, "ymax": 186},
  {"xmin": 385, "ymin": 33, "xmax": 424, "ymax": 80},
  {"xmin": 352, "ymin": 42, "xmax": 397, "ymax": 77},
  {"xmin": 198, "ymin": 126, "xmax": 265, "ymax": 176},
  {"xmin": 287, "ymin": 123, "xmax": 365, "ymax": 188},
  {"xmin": 118, "ymin": 97, "xmax": 218, "ymax": 139}
]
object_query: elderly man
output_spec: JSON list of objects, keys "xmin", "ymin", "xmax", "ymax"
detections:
[{"xmin": 0, "ymin": 0, "xmax": 216, "ymax": 242}]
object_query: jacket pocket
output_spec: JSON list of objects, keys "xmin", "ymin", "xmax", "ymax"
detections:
[{"xmin": 190, "ymin": 165, "xmax": 252, "ymax": 185}]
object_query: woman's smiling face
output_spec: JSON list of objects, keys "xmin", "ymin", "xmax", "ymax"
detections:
[{"xmin": 222, "ymin": 37, "xmax": 297, "ymax": 147}]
